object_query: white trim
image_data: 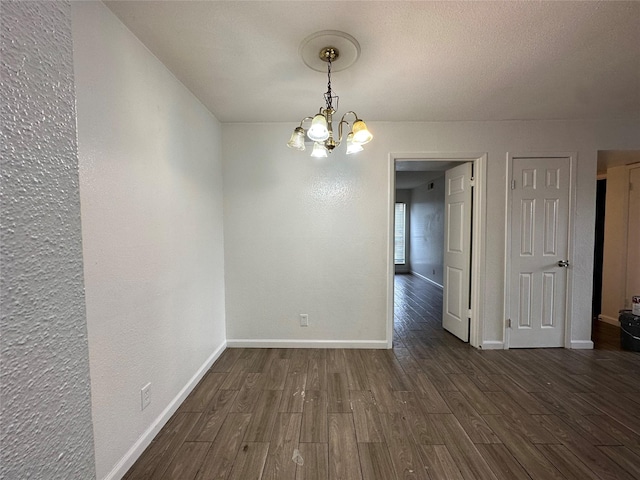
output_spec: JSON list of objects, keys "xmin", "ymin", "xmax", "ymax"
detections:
[
  {"xmin": 570, "ymin": 340, "xmax": 595, "ymax": 349},
  {"xmin": 480, "ymin": 341, "xmax": 505, "ymax": 350},
  {"xmin": 504, "ymin": 152, "xmax": 577, "ymax": 349},
  {"xmin": 598, "ymin": 314, "xmax": 620, "ymax": 326},
  {"xmin": 102, "ymin": 341, "xmax": 227, "ymax": 480},
  {"xmin": 226, "ymin": 339, "xmax": 388, "ymax": 349},
  {"xmin": 410, "ymin": 271, "xmax": 443, "ymax": 289},
  {"xmin": 387, "ymin": 153, "xmax": 396, "ymax": 349},
  {"xmin": 389, "ymin": 152, "xmax": 487, "ymax": 349}
]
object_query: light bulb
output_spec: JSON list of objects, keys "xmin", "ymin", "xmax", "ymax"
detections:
[
  {"xmin": 307, "ymin": 113, "xmax": 330, "ymax": 142},
  {"xmin": 346, "ymin": 132, "xmax": 364, "ymax": 154},
  {"xmin": 311, "ymin": 142, "xmax": 328, "ymax": 158},
  {"xmin": 352, "ymin": 119, "xmax": 373, "ymax": 145},
  {"xmin": 287, "ymin": 127, "xmax": 306, "ymax": 151}
]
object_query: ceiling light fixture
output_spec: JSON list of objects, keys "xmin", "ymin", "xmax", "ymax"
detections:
[{"xmin": 287, "ymin": 32, "xmax": 372, "ymax": 157}]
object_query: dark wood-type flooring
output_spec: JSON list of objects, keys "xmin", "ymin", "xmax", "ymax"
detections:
[{"xmin": 125, "ymin": 273, "xmax": 640, "ymax": 480}]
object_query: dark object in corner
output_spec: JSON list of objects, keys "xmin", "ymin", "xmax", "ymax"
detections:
[{"xmin": 619, "ymin": 310, "xmax": 640, "ymax": 351}]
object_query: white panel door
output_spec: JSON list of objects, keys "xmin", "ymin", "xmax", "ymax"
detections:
[
  {"xmin": 626, "ymin": 166, "xmax": 640, "ymax": 303},
  {"xmin": 509, "ymin": 157, "xmax": 570, "ymax": 348},
  {"xmin": 443, "ymin": 163, "xmax": 472, "ymax": 342}
]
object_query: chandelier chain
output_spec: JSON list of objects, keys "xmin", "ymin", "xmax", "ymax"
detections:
[{"xmin": 324, "ymin": 50, "xmax": 338, "ymax": 110}]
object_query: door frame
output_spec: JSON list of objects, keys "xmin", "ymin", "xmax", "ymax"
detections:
[
  {"xmin": 387, "ymin": 152, "xmax": 488, "ymax": 349},
  {"xmin": 504, "ymin": 152, "xmax": 577, "ymax": 349}
]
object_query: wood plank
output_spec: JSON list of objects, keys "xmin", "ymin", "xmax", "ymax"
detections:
[
  {"xmin": 243, "ymin": 390, "xmax": 282, "ymax": 442},
  {"xmin": 344, "ymin": 350, "xmax": 370, "ymax": 390},
  {"xmin": 412, "ymin": 373, "xmax": 450, "ymax": 413},
  {"xmin": 160, "ymin": 442, "xmax": 210, "ymax": 480},
  {"xmin": 350, "ymin": 390, "xmax": 385, "ymax": 443},
  {"xmin": 226, "ymin": 442, "xmax": 269, "ymax": 480},
  {"xmin": 210, "ymin": 348, "xmax": 243, "ymax": 373},
  {"xmin": 474, "ymin": 444, "xmax": 532, "ymax": 480},
  {"xmin": 599, "ymin": 445, "xmax": 640, "ymax": 478},
  {"xmin": 295, "ymin": 443, "xmax": 328, "ymax": 480},
  {"xmin": 186, "ymin": 389, "xmax": 238, "ymax": 442},
  {"xmin": 306, "ymin": 353, "xmax": 327, "ymax": 391},
  {"xmin": 261, "ymin": 413, "xmax": 302, "ymax": 480},
  {"xmin": 488, "ymin": 374, "xmax": 551, "ymax": 414},
  {"xmin": 127, "ymin": 412, "xmax": 202, "ymax": 479},
  {"xmin": 288, "ymin": 349, "xmax": 310, "ymax": 376},
  {"xmin": 263, "ymin": 358, "xmax": 290, "ymax": 390},
  {"xmin": 327, "ymin": 372, "xmax": 350, "ymax": 413},
  {"xmin": 195, "ymin": 413, "xmax": 252, "ymax": 480},
  {"xmin": 328, "ymin": 413, "xmax": 363, "ymax": 480},
  {"xmin": 326, "ymin": 349, "xmax": 347, "ymax": 373},
  {"xmin": 416, "ymin": 359, "xmax": 459, "ymax": 392},
  {"xmin": 358, "ymin": 442, "xmax": 397, "ymax": 480},
  {"xmin": 441, "ymin": 390, "xmax": 501, "ymax": 444},
  {"xmin": 379, "ymin": 413, "xmax": 429, "ymax": 479},
  {"xmin": 394, "ymin": 392, "xmax": 443, "ymax": 445},
  {"xmin": 536, "ymin": 444, "xmax": 602, "ymax": 480},
  {"xmin": 279, "ymin": 372, "xmax": 307, "ymax": 413},
  {"xmin": 481, "ymin": 414, "xmax": 564, "ymax": 480},
  {"xmin": 447, "ymin": 374, "xmax": 500, "ymax": 415},
  {"xmin": 180, "ymin": 372, "xmax": 227, "ymax": 412},
  {"xmin": 532, "ymin": 414, "xmax": 636, "ymax": 480},
  {"xmin": 484, "ymin": 391, "xmax": 558, "ymax": 444},
  {"xmin": 430, "ymin": 413, "xmax": 499, "ymax": 480},
  {"xmin": 231, "ymin": 385, "xmax": 262, "ymax": 413},
  {"xmin": 583, "ymin": 414, "xmax": 640, "ymax": 446},
  {"xmin": 300, "ymin": 390, "xmax": 328, "ymax": 443},
  {"xmin": 418, "ymin": 445, "xmax": 464, "ymax": 480}
]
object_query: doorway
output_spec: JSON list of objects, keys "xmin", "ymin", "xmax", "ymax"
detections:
[{"xmin": 387, "ymin": 153, "xmax": 487, "ymax": 349}]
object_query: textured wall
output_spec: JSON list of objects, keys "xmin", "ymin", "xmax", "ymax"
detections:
[
  {"xmin": 410, "ymin": 176, "xmax": 445, "ymax": 286},
  {"xmin": 0, "ymin": 2, "xmax": 96, "ymax": 479},
  {"xmin": 71, "ymin": 3, "xmax": 226, "ymax": 478}
]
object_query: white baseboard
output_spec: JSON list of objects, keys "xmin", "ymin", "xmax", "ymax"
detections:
[
  {"xmin": 480, "ymin": 341, "xmax": 505, "ymax": 350},
  {"xmin": 410, "ymin": 271, "xmax": 443, "ymax": 289},
  {"xmin": 226, "ymin": 339, "xmax": 389, "ymax": 349},
  {"xmin": 598, "ymin": 314, "xmax": 620, "ymax": 326},
  {"xmin": 570, "ymin": 340, "xmax": 594, "ymax": 350},
  {"xmin": 103, "ymin": 341, "xmax": 227, "ymax": 480}
]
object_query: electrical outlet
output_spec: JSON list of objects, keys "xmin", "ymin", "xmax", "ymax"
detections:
[
  {"xmin": 141, "ymin": 383, "xmax": 151, "ymax": 410},
  {"xmin": 300, "ymin": 314, "xmax": 309, "ymax": 327}
]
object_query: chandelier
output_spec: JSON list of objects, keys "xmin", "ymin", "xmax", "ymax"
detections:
[{"xmin": 287, "ymin": 35, "xmax": 373, "ymax": 158}]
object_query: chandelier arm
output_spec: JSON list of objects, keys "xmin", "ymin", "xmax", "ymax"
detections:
[
  {"xmin": 340, "ymin": 111, "xmax": 359, "ymax": 123},
  {"xmin": 299, "ymin": 116, "xmax": 314, "ymax": 127},
  {"xmin": 337, "ymin": 119, "xmax": 350, "ymax": 145}
]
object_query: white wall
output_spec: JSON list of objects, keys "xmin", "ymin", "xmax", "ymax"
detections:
[
  {"xmin": 410, "ymin": 177, "xmax": 445, "ymax": 286},
  {"xmin": 223, "ymin": 119, "xmax": 640, "ymax": 349},
  {"xmin": 72, "ymin": 3, "xmax": 226, "ymax": 478},
  {"xmin": 1, "ymin": 2, "xmax": 96, "ymax": 478}
]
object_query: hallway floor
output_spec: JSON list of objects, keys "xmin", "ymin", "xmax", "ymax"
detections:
[{"xmin": 125, "ymin": 274, "xmax": 640, "ymax": 480}]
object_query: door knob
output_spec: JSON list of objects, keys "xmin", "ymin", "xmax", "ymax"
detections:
[{"xmin": 557, "ymin": 260, "xmax": 570, "ymax": 268}]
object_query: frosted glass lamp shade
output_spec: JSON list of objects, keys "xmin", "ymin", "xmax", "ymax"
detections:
[
  {"xmin": 352, "ymin": 119, "xmax": 373, "ymax": 144},
  {"xmin": 311, "ymin": 142, "xmax": 328, "ymax": 158},
  {"xmin": 346, "ymin": 132, "xmax": 364, "ymax": 154},
  {"xmin": 287, "ymin": 127, "xmax": 306, "ymax": 151},
  {"xmin": 307, "ymin": 113, "xmax": 330, "ymax": 142}
]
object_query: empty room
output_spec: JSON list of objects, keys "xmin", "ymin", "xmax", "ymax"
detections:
[{"xmin": 2, "ymin": 1, "xmax": 640, "ymax": 479}]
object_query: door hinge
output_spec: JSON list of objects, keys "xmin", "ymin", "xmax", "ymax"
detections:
[
  {"xmin": 506, "ymin": 318, "xmax": 512, "ymax": 328},
  {"xmin": 511, "ymin": 180, "xmax": 516, "ymax": 190},
  {"xmin": 469, "ymin": 177, "xmax": 476, "ymax": 187},
  {"xmin": 467, "ymin": 309, "xmax": 473, "ymax": 319}
]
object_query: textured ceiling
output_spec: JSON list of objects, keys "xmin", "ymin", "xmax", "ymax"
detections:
[{"xmin": 104, "ymin": 1, "xmax": 640, "ymax": 124}]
